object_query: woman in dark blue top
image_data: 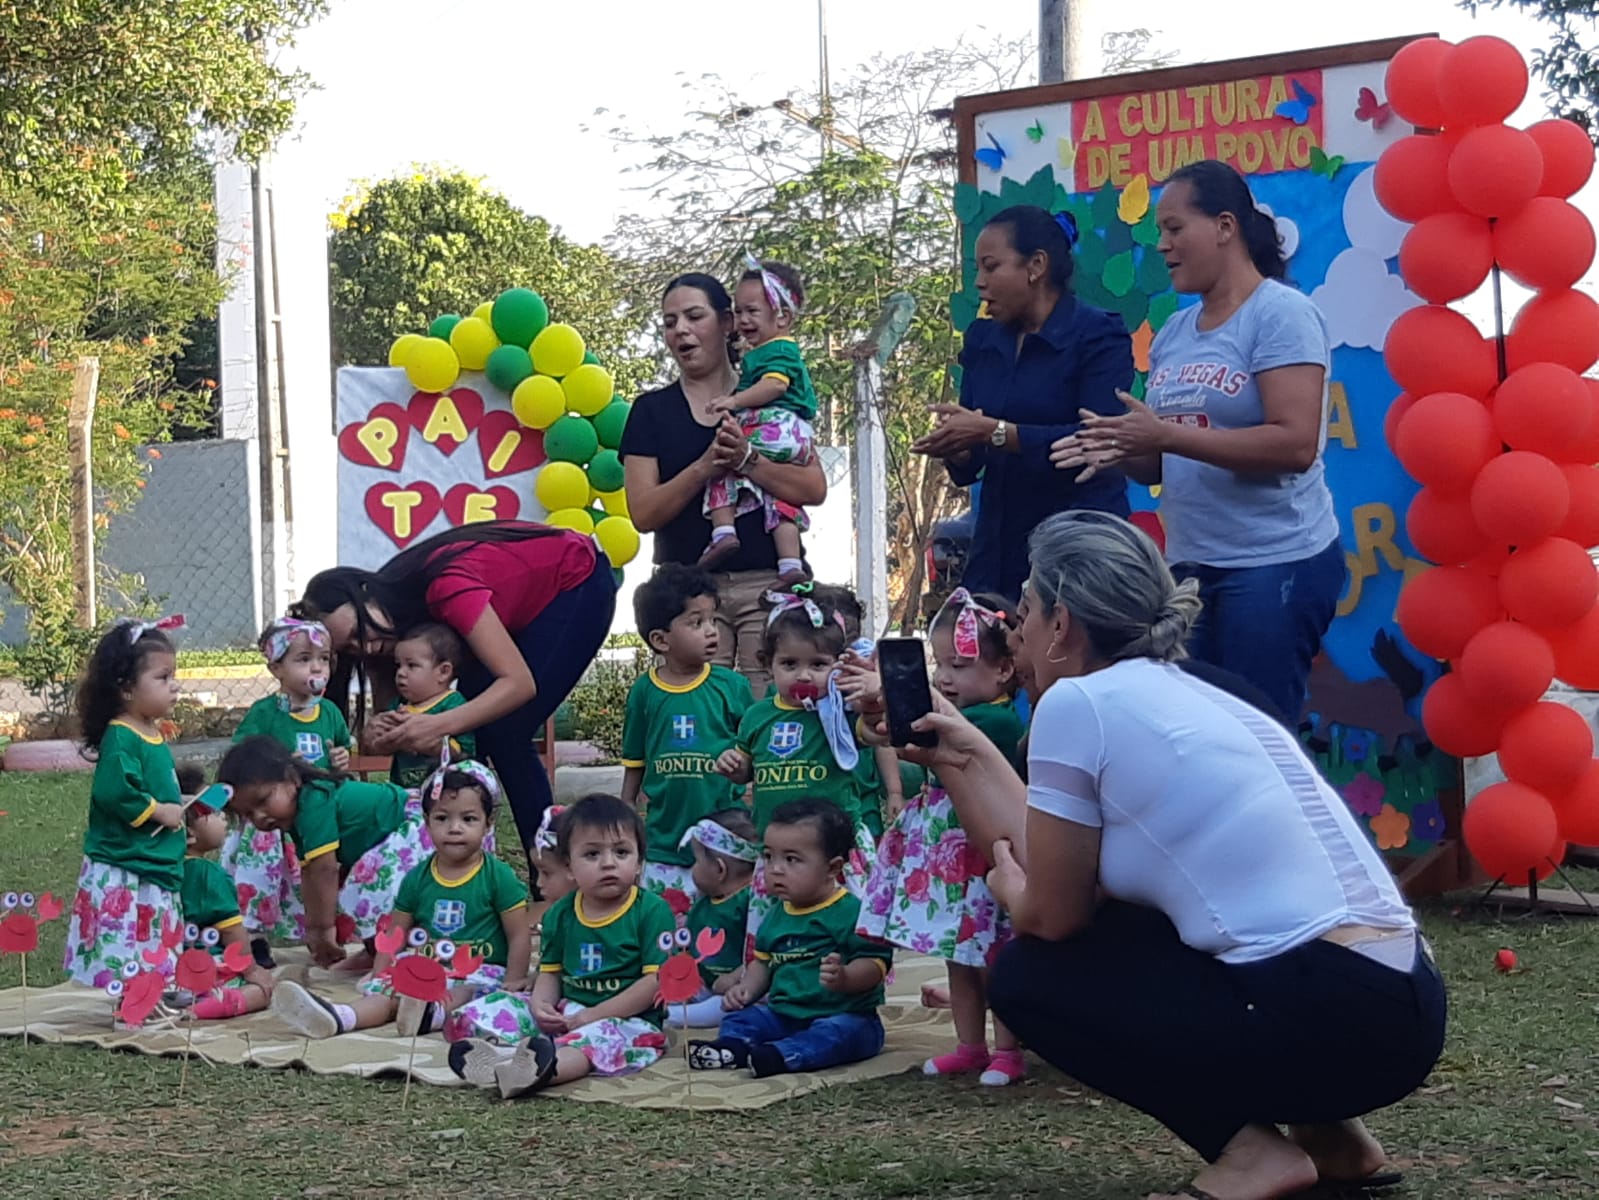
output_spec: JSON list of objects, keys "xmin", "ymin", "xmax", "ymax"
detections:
[{"xmin": 914, "ymin": 206, "xmax": 1133, "ymax": 601}]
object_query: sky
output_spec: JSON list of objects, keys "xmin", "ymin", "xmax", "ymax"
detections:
[{"xmin": 267, "ymin": 0, "xmax": 1591, "ymax": 615}]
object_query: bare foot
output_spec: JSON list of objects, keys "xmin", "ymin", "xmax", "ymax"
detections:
[
  {"xmin": 920, "ymin": 982, "xmax": 951, "ymax": 1010},
  {"xmin": 331, "ymin": 950, "xmax": 375, "ymax": 975},
  {"xmin": 1147, "ymin": 1123, "xmax": 1318, "ymax": 1200},
  {"xmin": 1288, "ymin": 1119, "xmax": 1389, "ymax": 1183}
]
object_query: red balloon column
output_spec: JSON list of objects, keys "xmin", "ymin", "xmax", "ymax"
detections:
[{"xmin": 1380, "ymin": 36, "xmax": 1599, "ymax": 884}]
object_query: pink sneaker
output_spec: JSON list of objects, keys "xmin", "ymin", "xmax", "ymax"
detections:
[
  {"xmin": 979, "ymin": 1048, "xmax": 1026, "ymax": 1087},
  {"xmin": 923, "ymin": 1042, "xmax": 990, "ymax": 1077}
]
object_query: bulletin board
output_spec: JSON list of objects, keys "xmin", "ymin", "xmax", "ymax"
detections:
[{"xmin": 953, "ymin": 36, "xmax": 1473, "ymax": 892}]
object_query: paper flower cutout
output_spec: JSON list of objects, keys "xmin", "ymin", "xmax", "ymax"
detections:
[
  {"xmin": 1344, "ymin": 773, "xmax": 1387, "ymax": 818},
  {"xmin": 1342, "ymin": 729, "xmax": 1373, "ymax": 763},
  {"xmin": 1370, "ymin": 803, "xmax": 1412, "ymax": 851},
  {"xmin": 1410, "ymin": 800, "xmax": 1446, "ymax": 842}
]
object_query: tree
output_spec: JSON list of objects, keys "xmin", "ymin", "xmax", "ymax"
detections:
[
  {"xmin": 1462, "ymin": 1, "xmax": 1599, "ymax": 132},
  {"xmin": 328, "ymin": 169, "xmax": 654, "ymax": 395},
  {"xmin": 0, "ymin": 0, "xmax": 328, "ymax": 198}
]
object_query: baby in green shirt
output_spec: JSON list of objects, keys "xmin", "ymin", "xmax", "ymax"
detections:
[{"xmin": 366, "ymin": 622, "xmax": 476, "ymax": 790}]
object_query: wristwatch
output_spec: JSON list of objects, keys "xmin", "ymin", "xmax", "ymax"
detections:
[{"xmin": 990, "ymin": 419, "xmax": 1009, "ymax": 448}]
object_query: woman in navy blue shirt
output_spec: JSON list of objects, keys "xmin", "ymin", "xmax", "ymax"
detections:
[{"xmin": 915, "ymin": 206, "xmax": 1133, "ymax": 601}]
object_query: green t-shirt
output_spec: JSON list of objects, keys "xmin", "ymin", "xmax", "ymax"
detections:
[
  {"xmin": 287, "ymin": 778, "xmax": 410, "ymax": 869},
  {"xmin": 683, "ymin": 886, "xmax": 750, "ymax": 989},
  {"xmin": 622, "ymin": 665, "xmax": 751, "ymax": 866},
  {"xmin": 234, "ymin": 695, "xmax": 350, "ymax": 769},
  {"xmin": 393, "ymin": 852, "xmax": 528, "ymax": 967},
  {"xmin": 754, "ymin": 888, "xmax": 891, "ymax": 1020},
  {"xmin": 738, "ymin": 337, "xmax": 817, "ymax": 421},
  {"xmin": 387, "ymin": 691, "xmax": 476, "ymax": 788},
  {"xmin": 182, "ymin": 855, "xmax": 243, "ymax": 934},
  {"xmin": 82, "ymin": 721, "xmax": 186, "ymax": 892},
  {"xmin": 929, "ymin": 699, "xmax": 1026, "ymax": 790},
  {"xmin": 737, "ymin": 698, "xmax": 860, "ymax": 834},
  {"xmin": 538, "ymin": 887, "xmax": 675, "ymax": 1025}
]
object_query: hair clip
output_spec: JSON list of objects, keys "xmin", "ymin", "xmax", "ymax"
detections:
[{"xmin": 1052, "ymin": 211, "xmax": 1080, "ymax": 250}]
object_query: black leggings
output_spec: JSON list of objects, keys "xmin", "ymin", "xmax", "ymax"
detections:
[
  {"xmin": 456, "ymin": 557, "xmax": 616, "ymax": 855},
  {"xmin": 989, "ymin": 902, "xmax": 1447, "ymax": 1162}
]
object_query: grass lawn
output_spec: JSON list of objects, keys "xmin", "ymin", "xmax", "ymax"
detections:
[{"xmin": 1, "ymin": 772, "xmax": 1597, "ymax": 1199}]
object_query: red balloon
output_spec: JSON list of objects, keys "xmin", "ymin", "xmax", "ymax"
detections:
[
  {"xmin": 1437, "ymin": 36, "xmax": 1529, "ymax": 128},
  {"xmin": 1383, "ymin": 392, "xmax": 1418, "ymax": 453},
  {"xmin": 1397, "ymin": 565, "xmax": 1503, "ymax": 661},
  {"xmin": 1406, "ymin": 487, "xmax": 1492, "ymax": 564},
  {"xmin": 1471, "ymin": 452, "xmax": 1571, "ymax": 545},
  {"xmin": 1459, "ymin": 622, "xmax": 1556, "ymax": 710},
  {"xmin": 1466, "ymin": 543, "xmax": 1514, "ymax": 578},
  {"xmin": 1464, "ymin": 781, "xmax": 1560, "ymax": 880},
  {"xmin": 1373, "ymin": 135, "xmax": 1460, "ymax": 223},
  {"xmin": 1393, "ymin": 391, "xmax": 1499, "ymax": 492},
  {"xmin": 1398, "ymin": 213, "xmax": 1494, "ymax": 304},
  {"xmin": 1493, "ymin": 198, "xmax": 1597, "ymax": 292},
  {"xmin": 1556, "ymin": 381, "xmax": 1599, "ymax": 466},
  {"xmin": 1542, "ymin": 603, "xmax": 1599, "ymax": 688},
  {"xmin": 1385, "ymin": 308, "xmax": 1497, "ymax": 400},
  {"xmin": 1556, "ymin": 464, "xmax": 1599, "ymax": 548},
  {"xmin": 1502, "ymin": 537, "xmax": 1599, "ymax": 628},
  {"xmin": 1556, "ymin": 761, "xmax": 1599, "ymax": 845},
  {"xmin": 1527, "ymin": 118, "xmax": 1596, "ymax": 199},
  {"xmin": 1492, "ymin": 363, "xmax": 1591, "ymax": 457},
  {"xmin": 1448, "ymin": 125, "xmax": 1544, "ymax": 219},
  {"xmin": 1507, "ymin": 288, "xmax": 1599, "ymax": 375},
  {"xmin": 1423, "ymin": 673, "xmax": 1511, "ymax": 755},
  {"xmin": 1499, "ymin": 702, "xmax": 1594, "ymax": 794},
  {"xmin": 1386, "ymin": 37, "xmax": 1454, "ymax": 128}
]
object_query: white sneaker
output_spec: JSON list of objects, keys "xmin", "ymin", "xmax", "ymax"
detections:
[{"xmin": 270, "ymin": 980, "xmax": 340, "ymax": 1039}]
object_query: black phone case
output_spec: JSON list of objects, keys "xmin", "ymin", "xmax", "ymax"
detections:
[{"xmin": 879, "ymin": 637, "xmax": 938, "ymax": 748}]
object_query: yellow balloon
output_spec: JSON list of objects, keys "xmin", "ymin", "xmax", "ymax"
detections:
[
  {"xmin": 561, "ymin": 363, "xmax": 614, "ymax": 417},
  {"xmin": 449, "ymin": 316, "xmax": 500, "ymax": 371},
  {"xmin": 472, "ymin": 301, "xmax": 496, "ymax": 324},
  {"xmin": 545, "ymin": 507, "xmax": 595, "ymax": 535},
  {"xmin": 597, "ymin": 488, "xmax": 630, "ymax": 518},
  {"xmin": 404, "ymin": 337, "xmax": 460, "ymax": 393},
  {"xmin": 511, "ymin": 375, "xmax": 567, "ymax": 430},
  {"xmin": 388, "ymin": 332, "xmax": 425, "ymax": 367},
  {"xmin": 531, "ymin": 323, "xmax": 586, "ymax": 377},
  {"xmin": 596, "ymin": 515, "xmax": 641, "ymax": 567},
  {"xmin": 535, "ymin": 462, "xmax": 591, "ymax": 512}
]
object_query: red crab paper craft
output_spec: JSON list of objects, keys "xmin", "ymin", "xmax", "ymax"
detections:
[
  {"xmin": 173, "ymin": 923, "xmax": 253, "ymax": 993},
  {"xmin": 376, "ymin": 927, "xmax": 487, "ymax": 1004},
  {"xmin": 0, "ymin": 890, "xmax": 62, "ymax": 954},
  {"xmin": 656, "ymin": 927, "xmax": 727, "ymax": 1006},
  {"xmin": 142, "ymin": 913, "xmax": 185, "ymax": 967},
  {"xmin": 107, "ymin": 961, "xmax": 166, "ymax": 1027}
]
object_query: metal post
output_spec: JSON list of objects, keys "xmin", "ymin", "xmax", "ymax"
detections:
[
  {"xmin": 852, "ymin": 295, "xmax": 917, "ymax": 638},
  {"xmin": 67, "ymin": 357, "xmax": 100, "ymax": 628},
  {"xmin": 1039, "ymin": 0, "xmax": 1091, "ymax": 84}
]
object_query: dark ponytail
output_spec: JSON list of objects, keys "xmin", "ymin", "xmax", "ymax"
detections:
[
  {"xmin": 1168, "ymin": 160, "xmax": 1287, "ymax": 281},
  {"xmin": 984, "ymin": 205, "xmax": 1077, "ymax": 290},
  {"xmin": 663, "ymin": 272, "xmax": 738, "ymax": 364}
]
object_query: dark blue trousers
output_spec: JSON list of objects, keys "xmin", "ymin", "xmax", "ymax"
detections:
[{"xmin": 720, "ymin": 1003, "xmax": 885, "ymax": 1072}]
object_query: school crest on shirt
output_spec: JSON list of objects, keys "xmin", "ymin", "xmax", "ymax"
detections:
[
  {"xmin": 670, "ymin": 714, "xmax": 696, "ymax": 746},
  {"xmin": 296, "ymin": 733, "xmax": 325, "ymax": 761},
  {"xmin": 768, "ymin": 721, "xmax": 804, "ymax": 759},
  {"xmin": 579, "ymin": 943, "xmax": 605, "ymax": 973},
  {"xmin": 430, "ymin": 899, "xmax": 466, "ymax": 935}
]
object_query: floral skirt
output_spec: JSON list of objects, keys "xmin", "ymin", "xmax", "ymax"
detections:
[
  {"xmin": 221, "ymin": 824, "xmax": 305, "ymax": 941},
  {"xmin": 703, "ymin": 408, "xmax": 814, "ymax": 532},
  {"xmin": 361, "ymin": 960, "xmax": 505, "ymax": 1001},
  {"xmin": 641, "ymin": 861, "xmax": 697, "ymax": 924},
  {"xmin": 62, "ymin": 859, "xmax": 181, "ymax": 988},
  {"xmin": 856, "ymin": 786, "xmax": 1011, "ymax": 968},
  {"xmin": 746, "ymin": 820, "xmax": 877, "ymax": 963},
  {"xmin": 446, "ymin": 995, "xmax": 666, "ymax": 1076},
  {"xmin": 337, "ymin": 798, "xmax": 434, "ymax": 938}
]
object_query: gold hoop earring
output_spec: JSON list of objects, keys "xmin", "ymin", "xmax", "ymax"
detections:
[{"xmin": 1046, "ymin": 647, "xmax": 1072, "ymax": 665}]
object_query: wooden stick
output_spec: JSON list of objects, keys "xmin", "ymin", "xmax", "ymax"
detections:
[
  {"xmin": 179, "ymin": 1022, "xmax": 195, "ymax": 1097},
  {"xmin": 681, "ymin": 1001, "xmax": 691, "ymax": 1104},
  {"xmin": 19, "ymin": 954, "xmax": 27, "ymax": 1050},
  {"xmin": 402, "ymin": 1031, "xmax": 419, "ymax": 1110}
]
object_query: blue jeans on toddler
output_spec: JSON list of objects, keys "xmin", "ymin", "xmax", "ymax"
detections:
[{"xmin": 720, "ymin": 1004, "xmax": 885, "ymax": 1073}]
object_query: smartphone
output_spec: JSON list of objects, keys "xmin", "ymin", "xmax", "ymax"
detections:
[{"xmin": 878, "ymin": 636, "xmax": 938, "ymax": 748}]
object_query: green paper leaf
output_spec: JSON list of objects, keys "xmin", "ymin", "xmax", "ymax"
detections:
[
  {"xmin": 999, "ymin": 175, "xmax": 1028, "ymax": 206},
  {"xmin": 953, "ymin": 183, "xmax": 984, "ymax": 225},
  {"xmin": 1133, "ymin": 209, "xmax": 1161, "ymax": 247},
  {"xmin": 1136, "ymin": 250, "xmax": 1171, "ymax": 295},
  {"xmin": 1103, "ymin": 251, "xmax": 1135, "ymax": 298},
  {"xmin": 1118, "ymin": 287, "xmax": 1149, "ymax": 330},
  {"xmin": 1076, "ymin": 272, "xmax": 1115, "ymax": 309},
  {"xmin": 1091, "ymin": 182, "xmax": 1120, "ymax": 230},
  {"xmin": 1131, "ymin": 373, "xmax": 1147, "ymax": 401},
  {"xmin": 1149, "ymin": 291, "xmax": 1180, "ymax": 331},
  {"xmin": 1074, "ymin": 232, "xmax": 1108, "ymax": 276},
  {"xmin": 1103, "ymin": 219, "xmax": 1134, "ymax": 256},
  {"xmin": 1023, "ymin": 165, "xmax": 1055, "ymax": 208}
]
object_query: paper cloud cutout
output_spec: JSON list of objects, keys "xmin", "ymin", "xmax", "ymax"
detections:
[
  {"xmin": 1342, "ymin": 166, "xmax": 1409, "ymax": 259},
  {"xmin": 1310, "ymin": 248, "xmax": 1422, "ymax": 350},
  {"xmin": 1256, "ymin": 204, "xmax": 1300, "ymax": 260}
]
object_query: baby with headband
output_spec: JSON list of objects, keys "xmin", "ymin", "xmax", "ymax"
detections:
[
  {"xmin": 699, "ymin": 257, "xmax": 818, "ymax": 588},
  {"xmin": 665, "ymin": 809, "xmax": 758, "ymax": 1029}
]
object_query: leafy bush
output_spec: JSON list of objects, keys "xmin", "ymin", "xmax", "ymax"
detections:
[{"xmin": 564, "ymin": 645, "xmax": 649, "ymax": 760}]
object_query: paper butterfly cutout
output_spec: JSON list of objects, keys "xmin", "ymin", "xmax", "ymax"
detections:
[
  {"xmin": 1274, "ymin": 79, "xmax": 1318, "ymax": 126},
  {"xmin": 1355, "ymin": 86, "xmax": 1394, "ymax": 130},
  {"xmin": 656, "ymin": 927, "xmax": 728, "ymax": 1007},
  {"xmin": 0, "ymin": 890, "xmax": 61, "ymax": 955},
  {"xmin": 1025, "ymin": 120, "xmax": 1045, "ymax": 144},
  {"xmin": 974, "ymin": 132, "xmax": 1007, "ymax": 173},
  {"xmin": 1310, "ymin": 146, "xmax": 1346, "ymax": 180},
  {"xmin": 373, "ymin": 925, "xmax": 485, "ymax": 1004}
]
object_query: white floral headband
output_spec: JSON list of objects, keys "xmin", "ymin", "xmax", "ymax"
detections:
[
  {"xmin": 765, "ymin": 588, "xmax": 846, "ymax": 634},
  {"xmin": 744, "ymin": 253, "xmax": 798, "ymax": 316},
  {"xmin": 117, "ymin": 614, "xmax": 185, "ymax": 645},
  {"xmin": 260, "ymin": 617, "xmax": 330, "ymax": 664},
  {"xmin": 424, "ymin": 755, "xmax": 502, "ymax": 805},
  {"xmin": 534, "ymin": 804, "xmax": 568, "ymax": 854},
  {"xmin": 679, "ymin": 819, "xmax": 759, "ymax": 863},
  {"xmin": 941, "ymin": 588, "xmax": 1007, "ymax": 660}
]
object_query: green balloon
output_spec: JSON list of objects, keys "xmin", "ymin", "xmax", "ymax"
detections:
[
  {"xmin": 582, "ymin": 350, "xmax": 601, "ymax": 366},
  {"xmin": 592, "ymin": 399, "xmax": 632, "ymax": 449},
  {"xmin": 612, "ymin": 566, "xmax": 626, "ymax": 586},
  {"xmin": 429, "ymin": 313, "xmax": 462, "ymax": 340},
  {"xmin": 484, "ymin": 344, "xmax": 534, "ymax": 393},
  {"xmin": 587, "ymin": 448, "xmax": 625, "ymax": 494},
  {"xmin": 545, "ymin": 414, "xmax": 599, "ymax": 464},
  {"xmin": 491, "ymin": 288, "xmax": 549, "ymax": 348}
]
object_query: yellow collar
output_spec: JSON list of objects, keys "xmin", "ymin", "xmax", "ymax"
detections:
[
  {"xmin": 402, "ymin": 691, "xmax": 455, "ymax": 714},
  {"xmin": 773, "ymin": 695, "xmax": 805, "ymax": 712},
  {"xmin": 109, "ymin": 718, "xmax": 164, "ymax": 745},
  {"xmin": 648, "ymin": 664, "xmax": 710, "ymax": 694},
  {"xmin": 783, "ymin": 888, "xmax": 848, "ymax": 916},
  {"xmin": 576, "ymin": 886, "xmax": 639, "ymax": 929},
  {"xmin": 430, "ymin": 854, "xmax": 484, "ymax": 888}
]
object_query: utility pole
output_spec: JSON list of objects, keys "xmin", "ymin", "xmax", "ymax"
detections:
[{"xmin": 1039, "ymin": 0, "xmax": 1092, "ymax": 84}]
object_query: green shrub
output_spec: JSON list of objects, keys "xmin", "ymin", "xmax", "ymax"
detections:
[{"xmin": 564, "ymin": 645, "xmax": 649, "ymax": 760}]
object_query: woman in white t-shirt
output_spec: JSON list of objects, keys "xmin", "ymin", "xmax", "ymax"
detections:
[
  {"xmin": 1051, "ymin": 160, "xmax": 1345, "ymax": 724},
  {"xmin": 906, "ymin": 511, "xmax": 1444, "ymax": 1200}
]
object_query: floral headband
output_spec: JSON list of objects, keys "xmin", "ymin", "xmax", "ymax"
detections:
[
  {"xmin": 941, "ymin": 587, "xmax": 1007, "ymax": 660},
  {"xmin": 534, "ymin": 804, "xmax": 568, "ymax": 854},
  {"xmin": 679, "ymin": 818, "xmax": 759, "ymax": 863},
  {"xmin": 424, "ymin": 756, "xmax": 502, "ymax": 806},
  {"xmin": 765, "ymin": 585, "xmax": 846, "ymax": 634},
  {"xmin": 117, "ymin": 614, "xmax": 185, "ymax": 646},
  {"xmin": 260, "ymin": 617, "xmax": 330, "ymax": 664},
  {"xmin": 743, "ymin": 252, "xmax": 798, "ymax": 316}
]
